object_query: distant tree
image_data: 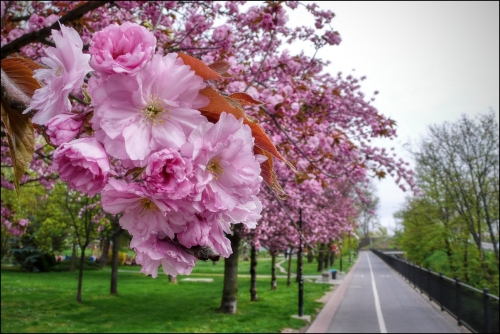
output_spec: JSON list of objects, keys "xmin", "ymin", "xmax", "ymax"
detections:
[
  {"xmin": 64, "ymin": 187, "xmax": 105, "ymax": 302},
  {"xmin": 357, "ymin": 185, "xmax": 380, "ymax": 240},
  {"xmin": 399, "ymin": 111, "xmax": 499, "ymax": 292},
  {"xmin": 1, "ymin": 180, "xmax": 71, "ymax": 267},
  {"xmin": 416, "ymin": 112, "xmax": 498, "ymax": 264}
]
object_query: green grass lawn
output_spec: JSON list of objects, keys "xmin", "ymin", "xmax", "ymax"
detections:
[
  {"xmin": 117, "ymin": 252, "xmax": 358, "ymax": 277},
  {"xmin": 45, "ymin": 248, "xmax": 358, "ymax": 277},
  {"xmin": 1, "ymin": 266, "xmax": 332, "ymax": 333}
]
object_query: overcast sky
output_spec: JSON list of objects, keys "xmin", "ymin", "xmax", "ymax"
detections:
[{"xmin": 287, "ymin": 1, "xmax": 500, "ymax": 233}]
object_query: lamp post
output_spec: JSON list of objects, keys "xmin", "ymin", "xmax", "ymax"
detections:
[
  {"xmin": 348, "ymin": 232, "xmax": 352, "ymax": 263},
  {"xmin": 339, "ymin": 240, "xmax": 343, "ymax": 273},
  {"xmin": 298, "ymin": 208, "xmax": 304, "ymax": 317}
]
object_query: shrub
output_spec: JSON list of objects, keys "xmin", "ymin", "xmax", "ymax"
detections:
[
  {"xmin": 108, "ymin": 251, "xmax": 127, "ymax": 266},
  {"xmin": 52, "ymin": 259, "xmax": 101, "ymax": 271},
  {"xmin": 11, "ymin": 247, "xmax": 56, "ymax": 272}
]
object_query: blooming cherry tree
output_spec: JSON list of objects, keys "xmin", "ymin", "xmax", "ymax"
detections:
[
  {"xmin": 1, "ymin": 1, "xmax": 418, "ymax": 312},
  {"xmin": 2, "ymin": 17, "xmax": 279, "ymax": 279}
]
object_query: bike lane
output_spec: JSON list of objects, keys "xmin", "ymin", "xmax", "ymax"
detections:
[{"xmin": 325, "ymin": 251, "xmax": 464, "ymax": 333}]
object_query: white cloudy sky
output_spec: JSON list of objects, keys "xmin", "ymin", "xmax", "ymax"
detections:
[{"xmin": 286, "ymin": 1, "xmax": 499, "ymax": 232}]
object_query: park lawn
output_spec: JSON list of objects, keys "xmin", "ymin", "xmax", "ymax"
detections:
[
  {"xmin": 112, "ymin": 257, "xmax": 275, "ymax": 276},
  {"xmin": 113, "ymin": 252, "xmax": 359, "ymax": 277},
  {"xmin": 131, "ymin": 253, "xmax": 357, "ymax": 276},
  {"xmin": 1, "ymin": 268, "xmax": 331, "ymax": 333}
]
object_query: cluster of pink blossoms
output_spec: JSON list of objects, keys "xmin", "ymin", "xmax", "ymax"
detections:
[
  {"xmin": 1, "ymin": 204, "xmax": 28, "ymax": 236},
  {"xmin": 25, "ymin": 22, "xmax": 265, "ymax": 277}
]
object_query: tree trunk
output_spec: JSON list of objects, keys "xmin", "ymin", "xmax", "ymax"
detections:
[
  {"xmin": 444, "ymin": 236, "xmax": 457, "ymax": 278},
  {"xmin": 307, "ymin": 247, "xmax": 314, "ymax": 263},
  {"xmin": 463, "ymin": 240, "xmax": 470, "ymax": 283},
  {"xmin": 110, "ymin": 225, "xmax": 121, "ymax": 295},
  {"xmin": 76, "ymin": 246, "xmax": 86, "ymax": 302},
  {"xmin": 99, "ymin": 237, "xmax": 110, "ymax": 268},
  {"xmin": 329, "ymin": 250, "xmax": 335, "ymax": 267},
  {"xmin": 317, "ymin": 246, "xmax": 324, "ymax": 272},
  {"xmin": 287, "ymin": 247, "xmax": 293, "ymax": 286},
  {"xmin": 168, "ymin": 275, "xmax": 178, "ymax": 284},
  {"xmin": 270, "ymin": 252, "xmax": 277, "ymax": 290},
  {"xmin": 324, "ymin": 248, "xmax": 329, "ymax": 269},
  {"xmin": 242, "ymin": 245, "xmax": 249, "ymax": 261},
  {"xmin": 250, "ymin": 244, "xmax": 258, "ymax": 301},
  {"xmin": 220, "ymin": 223, "xmax": 242, "ymax": 313},
  {"xmin": 69, "ymin": 242, "xmax": 77, "ymax": 272}
]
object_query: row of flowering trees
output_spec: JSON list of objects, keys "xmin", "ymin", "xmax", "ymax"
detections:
[{"xmin": 1, "ymin": 1, "xmax": 416, "ymax": 312}]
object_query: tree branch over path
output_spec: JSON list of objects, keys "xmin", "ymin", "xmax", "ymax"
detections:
[{"xmin": 261, "ymin": 106, "xmax": 347, "ymax": 179}]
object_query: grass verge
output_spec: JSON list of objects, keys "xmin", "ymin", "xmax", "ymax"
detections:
[{"xmin": 1, "ymin": 268, "xmax": 331, "ymax": 333}]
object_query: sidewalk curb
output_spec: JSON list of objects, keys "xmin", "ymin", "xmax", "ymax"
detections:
[{"xmin": 305, "ymin": 256, "xmax": 361, "ymax": 333}]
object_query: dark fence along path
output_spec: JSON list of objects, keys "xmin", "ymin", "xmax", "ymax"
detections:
[{"xmin": 372, "ymin": 249, "xmax": 499, "ymax": 333}]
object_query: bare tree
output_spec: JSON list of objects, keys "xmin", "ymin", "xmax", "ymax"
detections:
[{"xmin": 356, "ymin": 184, "xmax": 380, "ymax": 247}]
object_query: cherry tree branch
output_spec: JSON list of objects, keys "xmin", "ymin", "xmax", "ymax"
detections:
[
  {"xmin": 244, "ymin": 31, "xmax": 275, "ymax": 93},
  {"xmin": 261, "ymin": 106, "xmax": 346, "ymax": 178},
  {"xmin": 1, "ymin": 1, "xmax": 111, "ymax": 59},
  {"xmin": 264, "ymin": 183, "xmax": 321, "ymax": 253},
  {"xmin": 152, "ymin": 2, "xmax": 165, "ymax": 34},
  {"xmin": 166, "ymin": 24, "xmax": 199, "ymax": 51}
]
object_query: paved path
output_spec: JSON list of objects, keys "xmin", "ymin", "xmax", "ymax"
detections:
[{"xmin": 308, "ymin": 251, "xmax": 466, "ymax": 333}]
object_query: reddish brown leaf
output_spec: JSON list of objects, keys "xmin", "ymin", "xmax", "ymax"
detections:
[
  {"xmin": 255, "ymin": 148, "xmax": 287, "ymax": 199},
  {"xmin": 199, "ymin": 87, "xmax": 290, "ymax": 165},
  {"xmin": 228, "ymin": 92, "xmax": 264, "ymax": 106},
  {"xmin": 177, "ymin": 53, "xmax": 221, "ymax": 81},
  {"xmin": 199, "ymin": 87, "xmax": 295, "ymax": 196},
  {"xmin": 1, "ymin": 58, "xmax": 42, "ymax": 99},
  {"xmin": 198, "ymin": 86, "xmax": 246, "ymax": 119},
  {"xmin": 208, "ymin": 61, "xmax": 231, "ymax": 76},
  {"xmin": 8, "ymin": 57, "xmax": 44, "ymax": 72},
  {"xmin": 1, "ymin": 101, "xmax": 35, "ymax": 194}
]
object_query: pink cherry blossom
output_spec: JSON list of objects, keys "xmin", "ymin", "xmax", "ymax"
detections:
[
  {"xmin": 25, "ymin": 23, "xmax": 91, "ymax": 125},
  {"xmin": 144, "ymin": 148, "xmax": 194, "ymax": 199},
  {"xmin": 132, "ymin": 232, "xmax": 197, "ymax": 278},
  {"xmin": 181, "ymin": 113, "xmax": 264, "ymax": 217},
  {"xmin": 89, "ymin": 22, "xmax": 156, "ymax": 75},
  {"xmin": 101, "ymin": 179, "xmax": 180, "ymax": 239},
  {"xmin": 45, "ymin": 113, "xmax": 84, "ymax": 146},
  {"xmin": 176, "ymin": 214, "xmax": 232, "ymax": 257},
  {"xmin": 3, "ymin": 218, "xmax": 29, "ymax": 236},
  {"xmin": 53, "ymin": 137, "xmax": 110, "ymax": 197},
  {"xmin": 91, "ymin": 53, "xmax": 209, "ymax": 162}
]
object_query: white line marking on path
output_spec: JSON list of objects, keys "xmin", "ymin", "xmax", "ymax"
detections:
[{"xmin": 366, "ymin": 253, "xmax": 387, "ymax": 333}]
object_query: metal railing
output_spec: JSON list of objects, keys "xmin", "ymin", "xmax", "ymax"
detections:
[{"xmin": 371, "ymin": 249, "xmax": 499, "ymax": 333}]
